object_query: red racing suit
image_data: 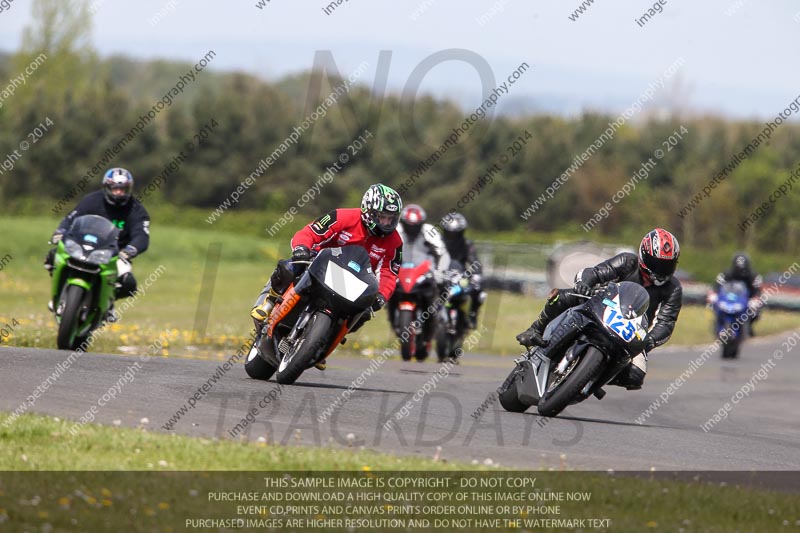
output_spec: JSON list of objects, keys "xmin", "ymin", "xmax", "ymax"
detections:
[{"xmin": 291, "ymin": 208, "xmax": 403, "ymax": 301}]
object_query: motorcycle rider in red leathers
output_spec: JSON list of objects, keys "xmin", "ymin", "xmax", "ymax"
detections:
[{"xmin": 250, "ymin": 184, "xmax": 404, "ymax": 370}]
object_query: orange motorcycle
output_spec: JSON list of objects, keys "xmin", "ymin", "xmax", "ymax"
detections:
[{"xmin": 244, "ymin": 245, "xmax": 379, "ymax": 385}]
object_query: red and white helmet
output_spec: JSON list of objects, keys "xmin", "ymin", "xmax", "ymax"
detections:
[
  {"xmin": 400, "ymin": 204, "xmax": 426, "ymax": 238},
  {"xmin": 639, "ymin": 228, "xmax": 680, "ymax": 286}
]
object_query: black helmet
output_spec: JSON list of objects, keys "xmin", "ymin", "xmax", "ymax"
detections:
[
  {"xmin": 732, "ymin": 253, "xmax": 751, "ymax": 278},
  {"xmin": 441, "ymin": 212, "xmax": 467, "ymax": 234},
  {"xmin": 441, "ymin": 212, "xmax": 467, "ymax": 245}
]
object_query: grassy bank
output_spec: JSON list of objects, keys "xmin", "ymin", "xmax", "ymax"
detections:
[{"xmin": 1, "ymin": 413, "xmax": 798, "ymax": 532}]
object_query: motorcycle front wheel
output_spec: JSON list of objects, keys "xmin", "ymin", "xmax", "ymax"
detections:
[
  {"xmin": 56, "ymin": 284, "xmax": 86, "ymax": 350},
  {"xmin": 537, "ymin": 347, "xmax": 604, "ymax": 418},
  {"xmin": 398, "ymin": 309, "xmax": 415, "ymax": 361},
  {"xmin": 275, "ymin": 312, "xmax": 332, "ymax": 385}
]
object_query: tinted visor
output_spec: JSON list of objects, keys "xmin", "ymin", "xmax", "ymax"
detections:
[{"xmin": 642, "ymin": 255, "xmax": 676, "ymax": 284}]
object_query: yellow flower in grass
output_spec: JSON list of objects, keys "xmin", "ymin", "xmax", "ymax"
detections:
[
  {"xmin": 100, "ymin": 488, "xmax": 112, "ymax": 497},
  {"xmin": 101, "ymin": 499, "xmax": 113, "ymax": 507},
  {"xmin": 58, "ymin": 497, "xmax": 70, "ymax": 507},
  {"xmin": 361, "ymin": 465, "xmax": 371, "ymax": 471},
  {"xmin": 158, "ymin": 502, "xmax": 169, "ymax": 510},
  {"xmin": 646, "ymin": 520, "xmax": 658, "ymax": 527}
]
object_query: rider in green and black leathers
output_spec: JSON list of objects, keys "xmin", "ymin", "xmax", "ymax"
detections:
[{"xmin": 45, "ymin": 168, "xmax": 150, "ymax": 302}]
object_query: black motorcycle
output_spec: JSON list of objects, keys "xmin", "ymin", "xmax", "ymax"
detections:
[
  {"xmin": 435, "ymin": 262, "xmax": 473, "ymax": 362},
  {"xmin": 498, "ymin": 281, "xmax": 649, "ymax": 417},
  {"xmin": 244, "ymin": 246, "xmax": 379, "ymax": 385}
]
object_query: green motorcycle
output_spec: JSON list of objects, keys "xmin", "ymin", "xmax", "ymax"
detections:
[{"xmin": 51, "ymin": 215, "xmax": 120, "ymax": 350}]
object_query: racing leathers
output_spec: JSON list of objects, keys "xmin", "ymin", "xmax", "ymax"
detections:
[
  {"xmin": 517, "ymin": 252, "xmax": 683, "ymax": 390},
  {"xmin": 441, "ymin": 232, "xmax": 484, "ymax": 328},
  {"xmin": 252, "ymin": 208, "xmax": 403, "ymax": 329}
]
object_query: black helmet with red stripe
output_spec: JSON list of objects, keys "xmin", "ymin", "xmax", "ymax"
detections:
[{"xmin": 639, "ymin": 228, "xmax": 680, "ymax": 286}]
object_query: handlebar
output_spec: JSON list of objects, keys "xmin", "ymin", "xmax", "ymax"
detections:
[{"xmin": 567, "ymin": 292, "xmax": 592, "ymax": 299}]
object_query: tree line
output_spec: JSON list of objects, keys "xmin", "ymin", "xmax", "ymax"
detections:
[{"xmin": 1, "ymin": 0, "xmax": 798, "ymax": 256}]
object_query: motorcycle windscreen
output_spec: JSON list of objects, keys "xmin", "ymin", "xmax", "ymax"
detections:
[
  {"xmin": 599, "ymin": 281, "xmax": 649, "ymax": 344},
  {"xmin": 67, "ymin": 215, "xmax": 120, "ymax": 251},
  {"xmin": 309, "ymin": 246, "xmax": 379, "ymax": 309},
  {"xmin": 718, "ymin": 280, "xmax": 749, "ymax": 313}
]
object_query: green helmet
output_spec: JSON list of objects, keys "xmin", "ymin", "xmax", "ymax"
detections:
[{"xmin": 361, "ymin": 183, "xmax": 402, "ymax": 237}]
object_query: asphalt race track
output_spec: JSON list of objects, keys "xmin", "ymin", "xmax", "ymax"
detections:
[{"xmin": 2, "ymin": 333, "xmax": 799, "ymax": 472}]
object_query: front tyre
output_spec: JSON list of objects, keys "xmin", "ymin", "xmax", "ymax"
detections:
[
  {"xmin": 398, "ymin": 309, "xmax": 415, "ymax": 361},
  {"xmin": 57, "ymin": 284, "xmax": 86, "ymax": 350},
  {"xmin": 537, "ymin": 347, "xmax": 604, "ymax": 418},
  {"xmin": 244, "ymin": 333, "xmax": 277, "ymax": 380},
  {"xmin": 721, "ymin": 335, "xmax": 741, "ymax": 359},
  {"xmin": 275, "ymin": 312, "xmax": 332, "ymax": 385},
  {"xmin": 435, "ymin": 327, "xmax": 451, "ymax": 362}
]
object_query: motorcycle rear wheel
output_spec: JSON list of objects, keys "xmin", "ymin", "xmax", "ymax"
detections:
[{"xmin": 537, "ymin": 347, "xmax": 604, "ymax": 418}]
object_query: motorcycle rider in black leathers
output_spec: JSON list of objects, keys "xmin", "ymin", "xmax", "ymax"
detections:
[
  {"xmin": 712, "ymin": 253, "xmax": 762, "ymax": 335},
  {"xmin": 440, "ymin": 212, "xmax": 486, "ymax": 329},
  {"xmin": 516, "ymin": 228, "xmax": 682, "ymax": 390},
  {"xmin": 45, "ymin": 168, "xmax": 150, "ymax": 311}
]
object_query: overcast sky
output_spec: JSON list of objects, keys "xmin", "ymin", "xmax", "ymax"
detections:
[{"xmin": 1, "ymin": 0, "xmax": 799, "ymax": 118}]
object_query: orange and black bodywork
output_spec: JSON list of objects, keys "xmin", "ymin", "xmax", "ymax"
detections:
[
  {"xmin": 259, "ymin": 245, "xmax": 380, "ymax": 384},
  {"xmin": 266, "ymin": 284, "xmax": 301, "ymax": 338}
]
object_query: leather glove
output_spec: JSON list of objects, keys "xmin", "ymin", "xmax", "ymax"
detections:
[
  {"xmin": 291, "ymin": 245, "xmax": 311, "ymax": 262},
  {"xmin": 119, "ymin": 245, "xmax": 138, "ymax": 262},
  {"xmin": 574, "ymin": 280, "xmax": 593, "ymax": 296},
  {"xmin": 516, "ymin": 325, "xmax": 544, "ymax": 348},
  {"xmin": 643, "ymin": 335, "xmax": 657, "ymax": 353},
  {"xmin": 50, "ymin": 231, "xmax": 64, "ymax": 245},
  {"xmin": 372, "ymin": 294, "xmax": 386, "ymax": 312}
]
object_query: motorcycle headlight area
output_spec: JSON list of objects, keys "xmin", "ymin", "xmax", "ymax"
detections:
[
  {"xmin": 323, "ymin": 261, "xmax": 369, "ymax": 302},
  {"xmin": 86, "ymin": 249, "xmax": 113, "ymax": 265},
  {"xmin": 64, "ymin": 238, "xmax": 85, "ymax": 259}
]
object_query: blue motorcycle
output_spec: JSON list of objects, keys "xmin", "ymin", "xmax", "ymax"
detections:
[{"xmin": 712, "ymin": 280, "xmax": 749, "ymax": 359}]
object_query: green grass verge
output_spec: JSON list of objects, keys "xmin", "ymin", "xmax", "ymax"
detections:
[
  {"xmin": 1, "ymin": 413, "xmax": 798, "ymax": 532},
  {"xmin": 1, "ymin": 215, "xmax": 797, "ymax": 361},
  {"xmin": 0, "ymin": 413, "xmax": 456, "ymax": 471}
]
